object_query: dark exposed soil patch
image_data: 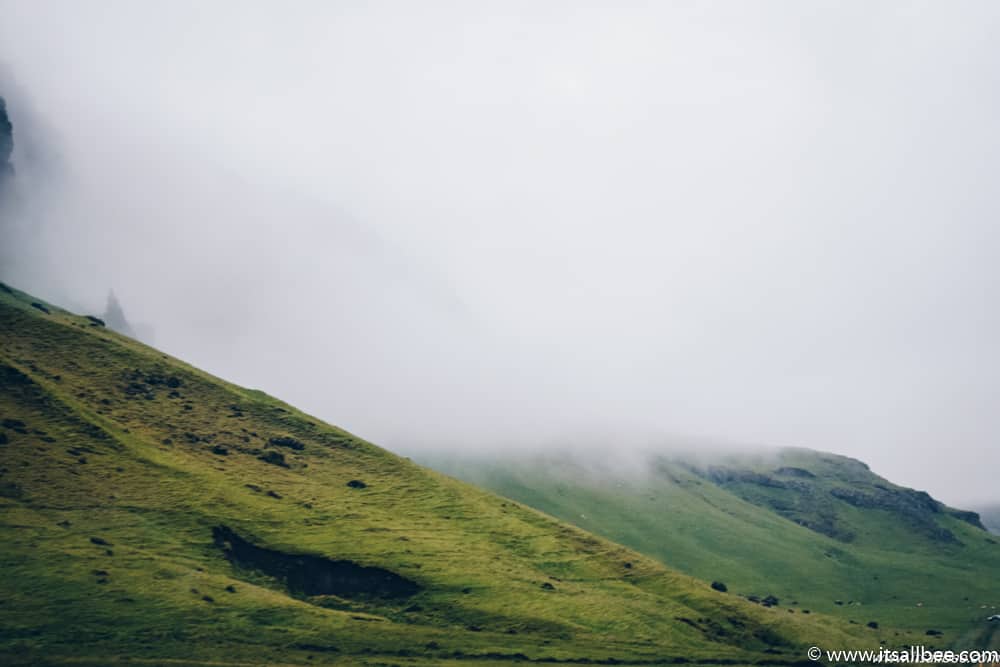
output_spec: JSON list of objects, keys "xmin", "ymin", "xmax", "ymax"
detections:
[{"xmin": 212, "ymin": 525, "xmax": 420, "ymax": 599}]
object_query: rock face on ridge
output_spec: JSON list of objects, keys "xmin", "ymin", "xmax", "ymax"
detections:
[
  {"xmin": 0, "ymin": 96, "xmax": 13, "ymax": 185},
  {"xmin": 102, "ymin": 290, "xmax": 137, "ymax": 338}
]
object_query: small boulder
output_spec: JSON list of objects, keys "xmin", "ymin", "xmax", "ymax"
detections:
[
  {"xmin": 258, "ymin": 451, "xmax": 288, "ymax": 467},
  {"xmin": 269, "ymin": 436, "xmax": 305, "ymax": 451}
]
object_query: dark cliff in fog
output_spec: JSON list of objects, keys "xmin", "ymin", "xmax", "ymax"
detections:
[{"xmin": 0, "ymin": 96, "xmax": 12, "ymax": 183}]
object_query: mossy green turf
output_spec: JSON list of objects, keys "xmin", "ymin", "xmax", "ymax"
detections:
[
  {"xmin": 424, "ymin": 450, "xmax": 1000, "ymax": 652},
  {"xmin": 0, "ymin": 284, "xmax": 895, "ymax": 666}
]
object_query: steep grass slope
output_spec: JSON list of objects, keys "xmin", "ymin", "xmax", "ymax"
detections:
[
  {"xmin": 0, "ymin": 284, "xmax": 883, "ymax": 666},
  {"xmin": 425, "ymin": 449, "xmax": 1000, "ymax": 649}
]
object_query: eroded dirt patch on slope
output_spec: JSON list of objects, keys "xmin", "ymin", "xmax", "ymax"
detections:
[{"xmin": 212, "ymin": 525, "xmax": 420, "ymax": 598}]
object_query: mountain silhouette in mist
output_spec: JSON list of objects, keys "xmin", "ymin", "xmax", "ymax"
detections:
[
  {"xmin": 0, "ymin": 95, "xmax": 13, "ymax": 186},
  {"xmin": 102, "ymin": 289, "xmax": 136, "ymax": 338}
]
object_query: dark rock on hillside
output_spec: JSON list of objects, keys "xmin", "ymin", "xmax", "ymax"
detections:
[
  {"xmin": 258, "ymin": 450, "xmax": 288, "ymax": 467},
  {"xmin": 686, "ymin": 456, "xmax": 982, "ymax": 545},
  {"xmin": 830, "ymin": 485, "xmax": 938, "ymax": 514},
  {"xmin": 701, "ymin": 467, "xmax": 788, "ymax": 489},
  {"xmin": 2, "ymin": 418, "xmax": 27, "ymax": 432},
  {"xmin": 268, "ymin": 436, "xmax": 305, "ymax": 451},
  {"xmin": 774, "ymin": 467, "xmax": 816, "ymax": 478},
  {"xmin": 687, "ymin": 464, "xmax": 856, "ymax": 542},
  {"xmin": 948, "ymin": 509, "xmax": 986, "ymax": 531},
  {"xmin": 212, "ymin": 525, "xmax": 420, "ymax": 598},
  {"xmin": 118, "ymin": 369, "xmax": 184, "ymax": 401},
  {"xmin": 829, "ymin": 486, "xmax": 958, "ymax": 543}
]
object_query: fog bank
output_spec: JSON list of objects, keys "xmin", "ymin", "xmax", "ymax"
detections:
[{"xmin": 0, "ymin": 1, "xmax": 998, "ymax": 505}]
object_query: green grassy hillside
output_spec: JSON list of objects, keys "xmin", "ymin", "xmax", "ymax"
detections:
[
  {"xmin": 0, "ymin": 283, "xmax": 893, "ymax": 666},
  {"xmin": 424, "ymin": 449, "xmax": 1000, "ymax": 650}
]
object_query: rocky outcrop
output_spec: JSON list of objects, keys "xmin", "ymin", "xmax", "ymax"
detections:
[
  {"xmin": 828, "ymin": 486, "xmax": 968, "ymax": 543},
  {"xmin": 690, "ymin": 459, "xmax": 983, "ymax": 545},
  {"xmin": 700, "ymin": 466, "xmax": 789, "ymax": 489},
  {"xmin": 829, "ymin": 486, "xmax": 939, "ymax": 514},
  {"xmin": 948, "ymin": 509, "xmax": 986, "ymax": 531},
  {"xmin": 102, "ymin": 290, "xmax": 136, "ymax": 337},
  {"xmin": 774, "ymin": 466, "xmax": 816, "ymax": 479},
  {"xmin": 0, "ymin": 96, "xmax": 13, "ymax": 201},
  {"xmin": 689, "ymin": 464, "xmax": 855, "ymax": 542},
  {"xmin": 0, "ymin": 96, "xmax": 12, "ymax": 178}
]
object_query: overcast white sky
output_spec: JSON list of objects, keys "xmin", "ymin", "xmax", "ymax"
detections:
[{"xmin": 0, "ymin": 1, "xmax": 997, "ymax": 506}]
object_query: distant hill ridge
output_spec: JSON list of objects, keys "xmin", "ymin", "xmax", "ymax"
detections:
[{"xmin": 424, "ymin": 447, "xmax": 1000, "ymax": 648}]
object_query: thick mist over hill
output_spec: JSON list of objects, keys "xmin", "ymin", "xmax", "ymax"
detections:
[{"xmin": 0, "ymin": 2, "xmax": 998, "ymax": 505}]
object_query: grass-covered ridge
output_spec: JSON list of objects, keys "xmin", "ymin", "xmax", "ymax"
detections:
[
  {"xmin": 0, "ymin": 283, "xmax": 889, "ymax": 666},
  {"xmin": 424, "ymin": 448, "xmax": 1000, "ymax": 651}
]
